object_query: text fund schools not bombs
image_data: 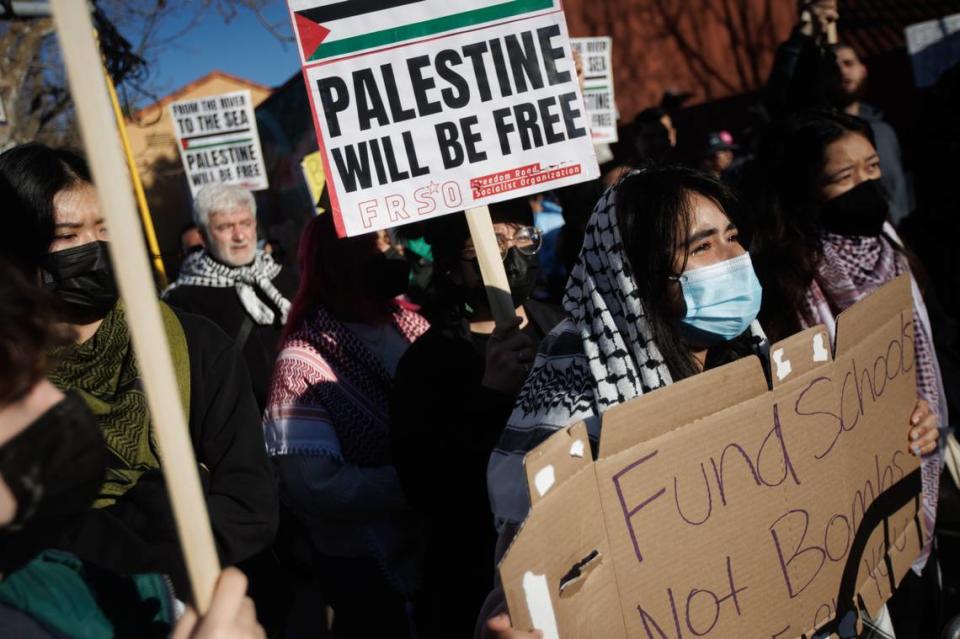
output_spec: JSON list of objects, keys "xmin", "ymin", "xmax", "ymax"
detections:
[{"xmin": 304, "ymin": 15, "xmax": 599, "ymax": 236}]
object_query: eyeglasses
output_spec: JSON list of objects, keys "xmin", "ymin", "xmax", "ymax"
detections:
[{"xmin": 461, "ymin": 225, "xmax": 542, "ymax": 261}]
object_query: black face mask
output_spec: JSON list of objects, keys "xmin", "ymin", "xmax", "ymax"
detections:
[
  {"xmin": 819, "ymin": 179, "xmax": 889, "ymax": 237},
  {"xmin": 503, "ymin": 247, "xmax": 540, "ymax": 307},
  {"xmin": 463, "ymin": 248, "xmax": 541, "ymax": 318},
  {"xmin": 362, "ymin": 252, "xmax": 411, "ymax": 301},
  {"xmin": 40, "ymin": 241, "xmax": 118, "ymax": 323},
  {"xmin": 0, "ymin": 393, "xmax": 107, "ymax": 577}
]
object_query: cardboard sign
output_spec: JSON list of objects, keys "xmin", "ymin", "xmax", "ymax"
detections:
[
  {"xmin": 169, "ymin": 90, "xmax": 269, "ymax": 196},
  {"xmin": 301, "ymin": 150, "xmax": 327, "ymax": 214},
  {"xmin": 501, "ymin": 275, "xmax": 924, "ymax": 639},
  {"xmin": 905, "ymin": 13, "xmax": 960, "ymax": 88},
  {"xmin": 569, "ymin": 37, "xmax": 617, "ymax": 144},
  {"xmin": 287, "ymin": 0, "xmax": 600, "ymax": 237}
]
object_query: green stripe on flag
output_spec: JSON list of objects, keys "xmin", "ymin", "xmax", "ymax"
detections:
[
  {"xmin": 186, "ymin": 138, "xmax": 253, "ymax": 151},
  {"xmin": 309, "ymin": 0, "xmax": 555, "ymax": 61}
]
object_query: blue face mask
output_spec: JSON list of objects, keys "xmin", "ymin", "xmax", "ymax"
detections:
[{"xmin": 677, "ymin": 252, "xmax": 762, "ymax": 344}]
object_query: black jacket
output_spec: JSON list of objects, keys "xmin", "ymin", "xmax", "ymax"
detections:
[
  {"xmin": 765, "ymin": 27, "xmax": 843, "ymax": 119},
  {"xmin": 390, "ymin": 299, "xmax": 565, "ymax": 637},
  {"xmin": 164, "ymin": 268, "xmax": 298, "ymax": 412},
  {"xmin": 56, "ymin": 310, "xmax": 279, "ymax": 600}
]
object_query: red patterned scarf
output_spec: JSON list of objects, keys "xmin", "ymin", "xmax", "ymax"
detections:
[{"xmin": 265, "ymin": 305, "xmax": 428, "ymax": 466}]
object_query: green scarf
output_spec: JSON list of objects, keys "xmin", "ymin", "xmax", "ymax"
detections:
[{"xmin": 49, "ymin": 304, "xmax": 160, "ymax": 507}]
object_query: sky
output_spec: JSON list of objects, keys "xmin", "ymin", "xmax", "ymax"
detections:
[{"xmin": 128, "ymin": 3, "xmax": 302, "ymax": 105}]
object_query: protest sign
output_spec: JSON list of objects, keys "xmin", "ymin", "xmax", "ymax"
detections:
[
  {"xmin": 169, "ymin": 90, "xmax": 269, "ymax": 196},
  {"xmin": 287, "ymin": 0, "xmax": 600, "ymax": 237},
  {"xmin": 501, "ymin": 274, "xmax": 924, "ymax": 639},
  {"xmin": 905, "ymin": 13, "xmax": 960, "ymax": 88},
  {"xmin": 301, "ymin": 150, "xmax": 327, "ymax": 214},
  {"xmin": 570, "ymin": 37, "xmax": 617, "ymax": 144}
]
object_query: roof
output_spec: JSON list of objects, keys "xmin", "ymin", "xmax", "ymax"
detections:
[
  {"xmin": 840, "ymin": 0, "xmax": 960, "ymax": 58},
  {"xmin": 133, "ymin": 70, "xmax": 273, "ymax": 119}
]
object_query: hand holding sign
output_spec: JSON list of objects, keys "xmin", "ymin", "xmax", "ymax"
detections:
[
  {"xmin": 485, "ymin": 613, "xmax": 543, "ymax": 639},
  {"xmin": 908, "ymin": 398, "xmax": 939, "ymax": 456}
]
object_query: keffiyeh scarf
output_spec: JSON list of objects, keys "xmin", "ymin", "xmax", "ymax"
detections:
[
  {"xmin": 48, "ymin": 304, "xmax": 160, "ymax": 507},
  {"xmin": 264, "ymin": 305, "xmax": 429, "ymax": 466},
  {"xmin": 488, "ymin": 185, "xmax": 765, "ymax": 527},
  {"xmin": 166, "ymin": 250, "xmax": 290, "ymax": 325},
  {"xmin": 802, "ymin": 227, "xmax": 946, "ymax": 571}
]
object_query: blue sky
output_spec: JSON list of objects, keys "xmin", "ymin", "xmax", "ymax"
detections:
[{"xmin": 131, "ymin": 3, "xmax": 301, "ymax": 103}]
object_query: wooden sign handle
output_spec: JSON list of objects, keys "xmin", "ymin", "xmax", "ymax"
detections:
[
  {"xmin": 50, "ymin": 0, "xmax": 221, "ymax": 613},
  {"xmin": 465, "ymin": 206, "xmax": 517, "ymax": 325}
]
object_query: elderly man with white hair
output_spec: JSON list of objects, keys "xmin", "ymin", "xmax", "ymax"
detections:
[{"xmin": 165, "ymin": 183, "xmax": 296, "ymax": 411}]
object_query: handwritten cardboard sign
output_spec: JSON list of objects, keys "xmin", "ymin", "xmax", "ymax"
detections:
[
  {"xmin": 169, "ymin": 90, "xmax": 269, "ymax": 196},
  {"xmin": 286, "ymin": 0, "xmax": 600, "ymax": 236},
  {"xmin": 501, "ymin": 274, "xmax": 924, "ymax": 639}
]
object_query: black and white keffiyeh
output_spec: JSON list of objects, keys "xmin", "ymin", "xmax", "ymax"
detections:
[
  {"xmin": 487, "ymin": 182, "xmax": 767, "ymax": 528},
  {"xmin": 165, "ymin": 250, "xmax": 290, "ymax": 325},
  {"xmin": 488, "ymin": 185, "xmax": 673, "ymax": 527}
]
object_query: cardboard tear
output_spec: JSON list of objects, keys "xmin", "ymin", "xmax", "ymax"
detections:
[{"xmin": 559, "ymin": 549, "xmax": 602, "ymax": 598}]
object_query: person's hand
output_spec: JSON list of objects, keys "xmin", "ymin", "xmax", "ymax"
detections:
[
  {"xmin": 485, "ymin": 613, "xmax": 543, "ymax": 639},
  {"xmin": 481, "ymin": 317, "xmax": 535, "ymax": 396},
  {"xmin": 909, "ymin": 398, "xmax": 939, "ymax": 457},
  {"xmin": 798, "ymin": 0, "xmax": 838, "ymax": 41},
  {"xmin": 171, "ymin": 568, "xmax": 265, "ymax": 639}
]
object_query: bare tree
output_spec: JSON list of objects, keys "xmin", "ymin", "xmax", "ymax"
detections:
[{"xmin": 0, "ymin": 0, "xmax": 291, "ymax": 149}]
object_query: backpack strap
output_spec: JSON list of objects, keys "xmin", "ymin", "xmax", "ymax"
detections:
[{"xmin": 159, "ymin": 302, "xmax": 191, "ymax": 419}]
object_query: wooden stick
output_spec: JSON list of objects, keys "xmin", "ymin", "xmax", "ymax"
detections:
[
  {"xmin": 464, "ymin": 205, "xmax": 517, "ymax": 325},
  {"xmin": 50, "ymin": 0, "xmax": 220, "ymax": 612}
]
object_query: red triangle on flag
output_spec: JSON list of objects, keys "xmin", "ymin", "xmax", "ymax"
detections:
[{"xmin": 295, "ymin": 13, "xmax": 331, "ymax": 60}]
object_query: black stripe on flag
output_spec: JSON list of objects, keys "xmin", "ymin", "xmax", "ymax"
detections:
[{"xmin": 297, "ymin": 0, "xmax": 425, "ymax": 24}]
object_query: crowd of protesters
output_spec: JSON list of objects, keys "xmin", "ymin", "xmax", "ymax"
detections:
[{"xmin": 0, "ymin": 2, "xmax": 959, "ymax": 638}]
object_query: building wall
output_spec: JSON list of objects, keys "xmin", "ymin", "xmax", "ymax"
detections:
[
  {"xmin": 126, "ymin": 73, "xmax": 272, "ymax": 276},
  {"xmin": 561, "ymin": 0, "xmax": 796, "ymax": 120}
]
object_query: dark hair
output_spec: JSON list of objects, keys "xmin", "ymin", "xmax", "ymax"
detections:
[
  {"xmin": 0, "ymin": 258, "xmax": 73, "ymax": 405},
  {"xmin": 745, "ymin": 109, "xmax": 875, "ymax": 341},
  {"xmin": 0, "ymin": 143, "xmax": 92, "ymax": 275},
  {"xmin": 283, "ymin": 213, "xmax": 390, "ymax": 339},
  {"xmin": 616, "ymin": 166, "xmax": 746, "ymax": 380}
]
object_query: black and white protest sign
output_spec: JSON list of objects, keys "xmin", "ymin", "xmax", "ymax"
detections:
[
  {"xmin": 570, "ymin": 37, "xmax": 617, "ymax": 144},
  {"xmin": 287, "ymin": 0, "xmax": 600, "ymax": 236},
  {"xmin": 169, "ymin": 90, "xmax": 269, "ymax": 196}
]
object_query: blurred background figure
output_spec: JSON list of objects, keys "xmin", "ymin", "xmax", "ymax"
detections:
[
  {"xmin": 164, "ymin": 183, "xmax": 297, "ymax": 413},
  {"xmin": 390, "ymin": 198, "xmax": 563, "ymax": 638},
  {"xmin": 264, "ymin": 212, "xmax": 428, "ymax": 639},
  {"xmin": 696, "ymin": 130, "xmax": 738, "ymax": 178},
  {"xmin": 833, "ymin": 42, "xmax": 911, "ymax": 226}
]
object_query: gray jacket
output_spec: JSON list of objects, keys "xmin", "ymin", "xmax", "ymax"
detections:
[{"xmin": 859, "ymin": 103, "xmax": 911, "ymax": 225}]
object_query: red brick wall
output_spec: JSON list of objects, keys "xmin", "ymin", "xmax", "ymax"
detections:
[{"xmin": 561, "ymin": 0, "xmax": 796, "ymax": 119}]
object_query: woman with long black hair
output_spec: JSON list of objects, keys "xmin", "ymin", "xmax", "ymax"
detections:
[
  {"xmin": 0, "ymin": 143, "xmax": 278, "ymax": 601},
  {"xmin": 481, "ymin": 166, "xmax": 769, "ymax": 637},
  {"xmin": 746, "ymin": 109, "xmax": 944, "ymax": 637}
]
